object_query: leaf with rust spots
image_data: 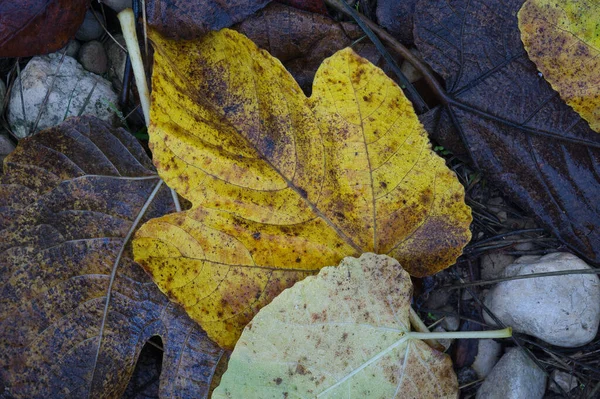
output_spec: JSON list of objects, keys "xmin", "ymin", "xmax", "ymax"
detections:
[
  {"xmin": 518, "ymin": 0, "xmax": 600, "ymax": 132},
  {"xmin": 235, "ymin": 3, "xmax": 380, "ymax": 94},
  {"xmin": 213, "ymin": 253, "xmax": 458, "ymax": 398},
  {"xmin": 0, "ymin": 0, "xmax": 88, "ymax": 57},
  {"xmin": 134, "ymin": 29, "xmax": 471, "ymax": 349},
  {"xmin": 415, "ymin": 0, "xmax": 600, "ymax": 263},
  {"xmin": 0, "ymin": 116, "xmax": 224, "ymax": 398}
]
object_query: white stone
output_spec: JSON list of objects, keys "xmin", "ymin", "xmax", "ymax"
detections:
[
  {"xmin": 440, "ymin": 305, "xmax": 459, "ymax": 331},
  {"xmin": 471, "ymin": 339, "xmax": 501, "ymax": 378},
  {"xmin": 8, "ymin": 53, "xmax": 118, "ymax": 139},
  {"xmin": 476, "ymin": 348, "xmax": 546, "ymax": 399},
  {"xmin": 484, "ymin": 252, "xmax": 600, "ymax": 347}
]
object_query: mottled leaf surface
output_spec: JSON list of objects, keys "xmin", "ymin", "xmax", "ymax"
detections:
[
  {"xmin": 213, "ymin": 253, "xmax": 458, "ymax": 398},
  {"xmin": 415, "ymin": 0, "xmax": 600, "ymax": 263},
  {"xmin": 0, "ymin": 117, "xmax": 223, "ymax": 398},
  {"xmin": 376, "ymin": 0, "xmax": 418, "ymax": 45},
  {"xmin": 0, "ymin": 0, "xmax": 88, "ymax": 57},
  {"xmin": 134, "ymin": 29, "xmax": 471, "ymax": 349},
  {"xmin": 236, "ymin": 3, "xmax": 380, "ymax": 93},
  {"xmin": 519, "ymin": 0, "xmax": 600, "ymax": 132},
  {"xmin": 146, "ymin": 0, "xmax": 271, "ymax": 40}
]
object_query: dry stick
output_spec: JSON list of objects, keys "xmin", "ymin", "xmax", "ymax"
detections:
[
  {"xmin": 445, "ymin": 268, "xmax": 600, "ymax": 290},
  {"xmin": 118, "ymin": 8, "xmax": 151, "ymax": 126}
]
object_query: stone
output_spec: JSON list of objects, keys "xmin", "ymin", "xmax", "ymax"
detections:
[
  {"xmin": 8, "ymin": 53, "xmax": 118, "ymax": 139},
  {"xmin": 105, "ymin": 34, "xmax": 127, "ymax": 89},
  {"xmin": 423, "ymin": 288, "xmax": 451, "ymax": 310},
  {"xmin": 440, "ymin": 305, "xmax": 459, "ymax": 331},
  {"xmin": 432, "ymin": 326, "xmax": 453, "ymax": 352},
  {"xmin": 484, "ymin": 252, "xmax": 600, "ymax": 347},
  {"xmin": 78, "ymin": 41, "xmax": 108, "ymax": 75},
  {"xmin": 400, "ymin": 49, "xmax": 424, "ymax": 83},
  {"xmin": 0, "ymin": 133, "xmax": 15, "ymax": 165},
  {"xmin": 549, "ymin": 370, "xmax": 578, "ymax": 393},
  {"xmin": 75, "ymin": 10, "xmax": 104, "ymax": 42},
  {"xmin": 476, "ymin": 348, "xmax": 546, "ymax": 399},
  {"xmin": 0, "ymin": 79, "xmax": 6, "ymax": 108},
  {"xmin": 481, "ymin": 252, "xmax": 515, "ymax": 280},
  {"xmin": 59, "ymin": 39, "xmax": 80, "ymax": 58},
  {"xmin": 471, "ymin": 339, "xmax": 502, "ymax": 378},
  {"xmin": 101, "ymin": 0, "xmax": 132, "ymax": 12}
]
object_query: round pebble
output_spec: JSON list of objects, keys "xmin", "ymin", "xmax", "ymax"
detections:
[{"xmin": 78, "ymin": 41, "xmax": 108, "ymax": 75}]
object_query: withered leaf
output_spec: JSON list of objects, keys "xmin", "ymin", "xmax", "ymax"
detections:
[
  {"xmin": 0, "ymin": 117, "xmax": 223, "ymax": 398},
  {"xmin": 276, "ymin": 0, "xmax": 328, "ymax": 14},
  {"xmin": 214, "ymin": 253, "xmax": 457, "ymax": 398},
  {"xmin": 146, "ymin": 0, "xmax": 271, "ymax": 40},
  {"xmin": 134, "ymin": 29, "xmax": 471, "ymax": 349},
  {"xmin": 236, "ymin": 3, "xmax": 380, "ymax": 94},
  {"xmin": 414, "ymin": 0, "xmax": 600, "ymax": 262},
  {"xmin": 376, "ymin": 0, "xmax": 418, "ymax": 45},
  {"xmin": 0, "ymin": 0, "xmax": 88, "ymax": 57}
]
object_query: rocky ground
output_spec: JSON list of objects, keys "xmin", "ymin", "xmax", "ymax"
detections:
[{"xmin": 0, "ymin": 1, "xmax": 599, "ymax": 398}]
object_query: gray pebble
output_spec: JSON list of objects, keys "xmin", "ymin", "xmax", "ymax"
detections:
[
  {"xmin": 101, "ymin": 0, "xmax": 132, "ymax": 12},
  {"xmin": 78, "ymin": 41, "xmax": 108, "ymax": 75},
  {"xmin": 105, "ymin": 34, "xmax": 127, "ymax": 88},
  {"xmin": 476, "ymin": 348, "xmax": 546, "ymax": 399},
  {"xmin": 75, "ymin": 10, "xmax": 105, "ymax": 41}
]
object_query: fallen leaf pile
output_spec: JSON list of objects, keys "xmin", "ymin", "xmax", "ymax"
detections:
[
  {"xmin": 133, "ymin": 28, "xmax": 472, "ymax": 349},
  {"xmin": 5, "ymin": 0, "xmax": 599, "ymax": 396}
]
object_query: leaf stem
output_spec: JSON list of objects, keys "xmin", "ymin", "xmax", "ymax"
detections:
[
  {"xmin": 406, "ymin": 327, "xmax": 513, "ymax": 341},
  {"xmin": 118, "ymin": 8, "xmax": 151, "ymax": 126}
]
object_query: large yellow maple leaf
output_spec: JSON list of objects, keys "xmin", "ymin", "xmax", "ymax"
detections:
[{"xmin": 133, "ymin": 28, "xmax": 472, "ymax": 349}]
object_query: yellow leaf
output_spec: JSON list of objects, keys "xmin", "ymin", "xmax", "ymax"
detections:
[
  {"xmin": 518, "ymin": 0, "xmax": 600, "ymax": 132},
  {"xmin": 133, "ymin": 28, "xmax": 472, "ymax": 349}
]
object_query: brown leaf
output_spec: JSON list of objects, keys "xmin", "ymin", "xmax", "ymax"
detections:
[
  {"xmin": 0, "ymin": 0, "xmax": 88, "ymax": 57},
  {"xmin": 146, "ymin": 0, "xmax": 271, "ymax": 40},
  {"xmin": 376, "ymin": 0, "xmax": 417, "ymax": 45},
  {"xmin": 0, "ymin": 117, "xmax": 224, "ymax": 398},
  {"xmin": 236, "ymin": 3, "xmax": 380, "ymax": 93},
  {"xmin": 414, "ymin": 0, "xmax": 600, "ymax": 263},
  {"xmin": 275, "ymin": 0, "xmax": 328, "ymax": 14}
]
